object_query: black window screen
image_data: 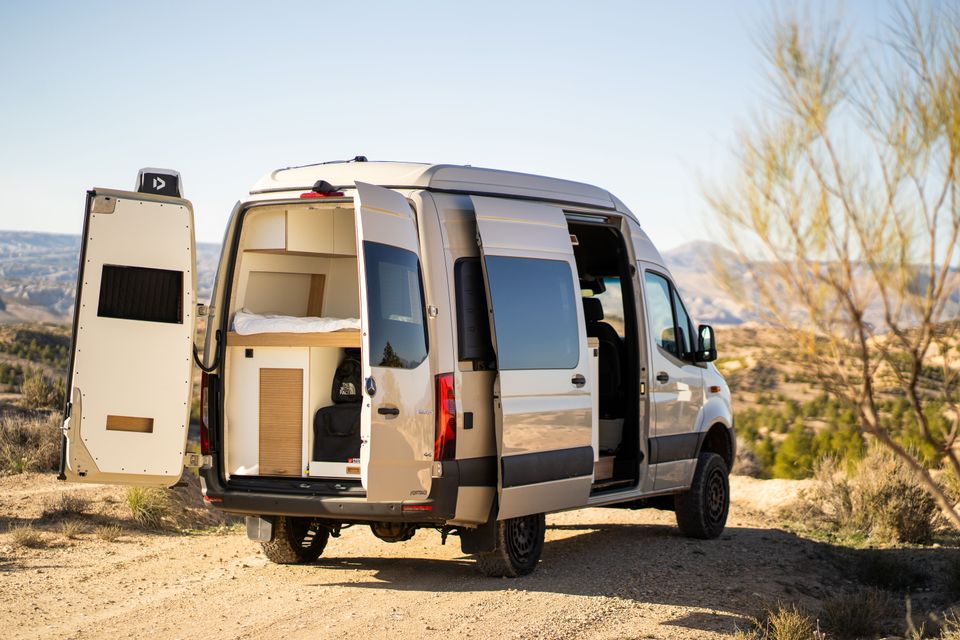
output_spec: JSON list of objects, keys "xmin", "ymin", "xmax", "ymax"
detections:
[
  {"xmin": 454, "ymin": 258, "xmax": 495, "ymax": 362},
  {"xmin": 97, "ymin": 264, "xmax": 183, "ymax": 324}
]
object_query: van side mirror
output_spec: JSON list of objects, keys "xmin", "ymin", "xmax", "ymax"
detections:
[{"xmin": 695, "ymin": 324, "xmax": 717, "ymax": 362}]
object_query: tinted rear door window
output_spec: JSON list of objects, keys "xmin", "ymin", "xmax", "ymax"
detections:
[
  {"xmin": 484, "ymin": 256, "xmax": 579, "ymax": 370},
  {"xmin": 364, "ymin": 241, "xmax": 428, "ymax": 369}
]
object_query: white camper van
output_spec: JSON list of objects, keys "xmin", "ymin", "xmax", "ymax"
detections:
[{"xmin": 60, "ymin": 159, "xmax": 734, "ymax": 577}]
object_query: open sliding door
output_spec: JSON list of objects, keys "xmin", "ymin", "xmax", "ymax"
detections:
[
  {"xmin": 472, "ymin": 196, "xmax": 594, "ymax": 520},
  {"xmin": 62, "ymin": 189, "xmax": 196, "ymax": 487},
  {"xmin": 354, "ymin": 182, "xmax": 434, "ymax": 502}
]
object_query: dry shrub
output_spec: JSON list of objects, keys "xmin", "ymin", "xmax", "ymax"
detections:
[
  {"xmin": 734, "ymin": 436, "xmax": 762, "ymax": 477},
  {"xmin": 126, "ymin": 487, "xmax": 171, "ymax": 528},
  {"xmin": 59, "ymin": 520, "xmax": 84, "ymax": 539},
  {"xmin": 735, "ymin": 603, "xmax": 824, "ymax": 640},
  {"xmin": 20, "ymin": 370, "xmax": 64, "ymax": 410},
  {"xmin": 796, "ymin": 447, "xmax": 938, "ymax": 544},
  {"xmin": 938, "ymin": 614, "xmax": 960, "ymax": 640},
  {"xmin": 8, "ymin": 524, "xmax": 46, "ymax": 548},
  {"xmin": 95, "ymin": 524, "xmax": 122, "ymax": 542},
  {"xmin": 41, "ymin": 492, "xmax": 89, "ymax": 519},
  {"xmin": 820, "ymin": 588, "xmax": 893, "ymax": 639},
  {"xmin": 0, "ymin": 413, "xmax": 61, "ymax": 474},
  {"xmin": 947, "ymin": 555, "xmax": 960, "ymax": 598},
  {"xmin": 856, "ymin": 550, "xmax": 928, "ymax": 592}
]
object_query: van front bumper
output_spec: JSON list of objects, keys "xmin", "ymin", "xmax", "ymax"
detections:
[{"xmin": 199, "ymin": 461, "xmax": 459, "ymax": 524}]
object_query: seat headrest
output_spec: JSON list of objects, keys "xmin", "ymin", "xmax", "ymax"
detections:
[{"xmin": 582, "ymin": 297, "xmax": 604, "ymax": 322}]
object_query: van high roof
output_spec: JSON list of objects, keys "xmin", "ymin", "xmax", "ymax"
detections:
[{"xmin": 250, "ymin": 160, "xmax": 635, "ymax": 217}]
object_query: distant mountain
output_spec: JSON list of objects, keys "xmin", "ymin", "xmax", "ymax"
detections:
[
  {"xmin": 1, "ymin": 231, "xmax": 950, "ymax": 329},
  {"xmin": 662, "ymin": 239, "xmax": 960, "ymax": 328},
  {"xmin": 0, "ymin": 231, "xmax": 220, "ymax": 324},
  {"xmin": 663, "ymin": 241, "xmax": 758, "ymax": 325},
  {"xmin": 0, "ymin": 231, "xmax": 754, "ymax": 326}
]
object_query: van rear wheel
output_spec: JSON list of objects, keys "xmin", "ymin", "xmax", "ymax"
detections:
[
  {"xmin": 474, "ymin": 513, "xmax": 545, "ymax": 577},
  {"xmin": 674, "ymin": 452, "xmax": 729, "ymax": 539},
  {"xmin": 261, "ymin": 516, "xmax": 329, "ymax": 564}
]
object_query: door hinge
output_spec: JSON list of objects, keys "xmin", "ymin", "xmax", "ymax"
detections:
[
  {"xmin": 183, "ymin": 453, "xmax": 212, "ymax": 469},
  {"xmin": 640, "ymin": 381, "xmax": 646, "ymax": 395}
]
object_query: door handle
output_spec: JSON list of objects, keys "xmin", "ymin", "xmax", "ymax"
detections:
[
  {"xmin": 377, "ymin": 407, "xmax": 400, "ymax": 416},
  {"xmin": 656, "ymin": 371, "xmax": 670, "ymax": 383},
  {"xmin": 571, "ymin": 374, "xmax": 586, "ymax": 388}
]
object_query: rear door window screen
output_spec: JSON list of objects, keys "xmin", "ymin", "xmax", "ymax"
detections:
[
  {"xmin": 97, "ymin": 264, "xmax": 183, "ymax": 324},
  {"xmin": 363, "ymin": 241, "xmax": 428, "ymax": 369},
  {"xmin": 484, "ymin": 256, "xmax": 579, "ymax": 370},
  {"xmin": 454, "ymin": 258, "xmax": 495, "ymax": 362}
]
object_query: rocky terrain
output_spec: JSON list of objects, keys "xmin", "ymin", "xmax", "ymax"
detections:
[{"xmin": 3, "ymin": 472, "xmax": 951, "ymax": 640}]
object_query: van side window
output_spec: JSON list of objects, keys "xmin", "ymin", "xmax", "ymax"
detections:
[
  {"xmin": 363, "ymin": 241, "xmax": 428, "ymax": 369},
  {"xmin": 454, "ymin": 258, "xmax": 495, "ymax": 362},
  {"xmin": 643, "ymin": 272, "xmax": 678, "ymax": 356},
  {"xmin": 672, "ymin": 287, "xmax": 693, "ymax": 356},
  {"xmin": 484, "ymin": 256, "xmax": 579, "ymax": 370}
]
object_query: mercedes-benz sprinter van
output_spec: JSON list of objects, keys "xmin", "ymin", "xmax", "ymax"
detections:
[{"xmin": 60, "ymin": 159, "xmax": 734, "ymax": 577}]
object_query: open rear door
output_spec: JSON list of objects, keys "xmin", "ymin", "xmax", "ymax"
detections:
[
  {"xmin": 471, "ymin": 196, "xmax": 594, "ymax": 520},
  {"xmin": 354, "ymin": 182, "xmax": 434, "ymax": 502},
  {"xmin": 62, "ymin": 189, "xmax": 197, "ymax": 487}
]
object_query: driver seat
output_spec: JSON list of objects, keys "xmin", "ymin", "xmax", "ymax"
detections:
[{"xmin": 582, "ymin": 297, "xmax": 624, "ymax": 418}]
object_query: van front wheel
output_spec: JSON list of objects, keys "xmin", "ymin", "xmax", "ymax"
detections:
[
  {"xmin": 674, "ymin": 452, "xmax": 729, "ymax": 539},
  {"xmin": 261, "ymin": 516, "xmax": 329, "ymax": 564},
  {"xmin": 474, "ymin": 513, "xmax": 545, "ymax": 577}
]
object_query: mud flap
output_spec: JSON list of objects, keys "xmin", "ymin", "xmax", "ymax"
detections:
[
  {"xmin": 460, "ymin": 503, "xmax": 498, "ymax": 554},
  {"xmin": 246, "ymin": 516, "xmax": 275, "ymax": 542}
]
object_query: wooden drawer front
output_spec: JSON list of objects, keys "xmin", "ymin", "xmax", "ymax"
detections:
[{"xmin": 259, "ymin": 368, "xmax": 304, "ymax": 476}]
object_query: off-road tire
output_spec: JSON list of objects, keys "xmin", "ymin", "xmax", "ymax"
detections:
[
  {"xmin": 475, "ymin": 513, "xmax": 545, "ymax": 577},
  {"xmin": 675, "ymin": 452, "xmax": 729, "ymax": 539},
  {"xmin": 261, "ymin": 516, "xmax": 329, "ymax": 564}
]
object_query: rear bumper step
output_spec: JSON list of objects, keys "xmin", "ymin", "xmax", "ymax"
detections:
[{"xmin": 199, "ymin": 461, "xmax": 460, "ymax": 523}]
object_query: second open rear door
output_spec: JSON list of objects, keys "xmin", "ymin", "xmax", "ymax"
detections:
[{"xmin": 472, "ymin": 196, "xmax": 593, "ymax": 520}]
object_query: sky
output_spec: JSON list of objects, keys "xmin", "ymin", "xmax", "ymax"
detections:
[{"xmin": 0, "ymin": 1, "xmax": 893, "ymax": 249}]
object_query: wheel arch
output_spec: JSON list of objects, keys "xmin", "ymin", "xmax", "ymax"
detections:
[{"xmin": 698, "ymin": 422, "xmax": 735, "ymax": 470}]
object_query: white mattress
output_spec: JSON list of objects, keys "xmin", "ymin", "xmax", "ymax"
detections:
[{"xmin": 233, "ymin": 309, "xmax": 360, "ymax": 335}]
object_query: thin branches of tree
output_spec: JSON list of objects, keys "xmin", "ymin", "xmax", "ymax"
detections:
[{"xmin": 707, "ymin": 4, "xmax": 960, "ymax": 529}]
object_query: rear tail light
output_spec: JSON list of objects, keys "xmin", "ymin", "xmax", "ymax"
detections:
[
  {"xmin": 434, "ymin": 373, "xmax": 456, "ymax": 461},
  {"xmin": 199, "ymin": 372, "xmax": 210, "ymax": 455},
  {"xmin": 300, "ymin": 191, "xmax": 344, "ymax": 198}
]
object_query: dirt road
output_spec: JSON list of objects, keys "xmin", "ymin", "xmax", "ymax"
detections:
[{"xmin": 0, "ymin": 475, "xmax": 869, "ymax": 639}]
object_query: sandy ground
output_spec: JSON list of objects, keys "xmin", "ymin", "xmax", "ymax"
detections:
[{"xmin": 0, "ymin": 474, "xmax": 909, "ymax": 639}]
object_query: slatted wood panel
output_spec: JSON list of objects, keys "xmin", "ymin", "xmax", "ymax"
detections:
[
  {"xmin": 259, "ymin": 368, "xmax": 303, "ymax": 477},
  {"xmin": 105, "ymin": 415, "xmax": 154, "ymax": 433},
  {"xmin": 227, "ymin": 331, "xmax": 360, "ymax": 348}
]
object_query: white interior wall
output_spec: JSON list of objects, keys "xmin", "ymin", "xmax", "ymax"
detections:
[
  {"xmin": 224, "ymin": 202, "xmax": 360, "ymax": 478},
  {"xmin": 230, "ymin": 204, "xmax": 359, "ymax": 320}
]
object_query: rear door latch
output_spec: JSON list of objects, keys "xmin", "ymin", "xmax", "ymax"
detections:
[{"xmin": 183, "ymin": 453, "xmax": 212, "ymax": 468}]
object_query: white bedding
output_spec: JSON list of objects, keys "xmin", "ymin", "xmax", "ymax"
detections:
[{"xmin": 233, "ymin": 309, "xmax": 360, "ymax": 335}]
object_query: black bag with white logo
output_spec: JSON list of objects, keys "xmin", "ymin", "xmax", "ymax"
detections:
[{"xmin": 312, "ymin": 351, "xmax": 362, "ymax": 462}]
